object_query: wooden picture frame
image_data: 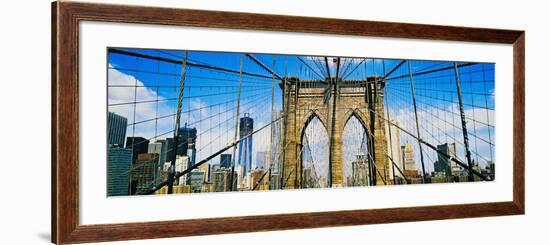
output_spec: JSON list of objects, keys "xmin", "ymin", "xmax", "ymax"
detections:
[{"xmin": 52, "ymin": 1, "xmax": 525, "ymax": 244}]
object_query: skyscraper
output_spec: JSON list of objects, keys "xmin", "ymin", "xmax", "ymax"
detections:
[
  {"xmin": 220, "ymin": 154, "xmax": 232, "ymax": 168},
  {"xmin": 178, "ymin": 127, "xmax": 197, "ymax": 167},
  {"xmin": 165, "ymin": 127, "xmax": 197, "ymax": 162},
  {"xmin": 148, "ymin": 140, "xmax": 167, "ymax": 180},
  {"xmin": 401, "ymin": 143, "xmax": 418, "ymax": 178},
  {"xmin": 435, "ymin": 143, "xmax": 458, "ymax": 176},
  {"xmin": 485, "ymin": 161, "xmax": 495, "ymax": 180},
  {"xmin": 197, "ymin": 163, "xmax": 211, "ymax": 183},
  {"xmin": 130, "ymin": 153, "xmax": 158, "ymax": 195},
  {"xmin": 234, "ymin": 165, "xmax": 244, "ymax": 190},
  {"xmin": 238, "ymin": 113, "xmax": 254, "ymax": 174},
  {"xmin": 164, "ymin": 127, "xmax": 197, "ymax": 185},
  {"xmin": 179, "ymin": 127, "xmax": 197, "ymax": 185},
  {"xmin": 386, "ymin": 119, "xmax": 403, "ymax": 178},
  {"xmin": 108, "ymin": 112, "xmax": 127, "ymax": 147},
  {"xmin": 165, "ymin": 138, "xmax": 177, "ymax": 159},
  {"xmin": 107, "ymin": 146, "xmax": 132, "ymax": 196},
  {"xmin": 189, "ymin": 171, "xmax": 205, "ymax": 192},
  {"xmin": 125, "ymin": 137, "xmax": 149, "ymax": 164},
  {"xmin": 174, "ymin": 155, "xmax": 189, "ymax": 186},
  {"xmin": 149, "ymin": 140, "xmax": 167, "ymax": 166},
  {"xmin": 213, "ymin": 168, "xmax": 237, "ymax": 192},
  {"xmin": 352, "ymin": 152, "xmax": 369, "ymax": 186}
]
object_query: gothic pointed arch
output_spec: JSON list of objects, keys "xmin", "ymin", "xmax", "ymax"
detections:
[
  {"xmin": 299, "ymin": 111, "xmax": 330, "ymax": 188},
  {"xmin": 341, "ymin": 111, "xmax": 372, "ymax": 187}
]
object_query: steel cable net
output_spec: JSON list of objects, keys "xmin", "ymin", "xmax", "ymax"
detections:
[{"xmin": 106, "ymin": 48, "xmax": 495, "ymax": 196}]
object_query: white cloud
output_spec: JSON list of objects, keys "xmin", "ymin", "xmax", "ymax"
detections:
[
  {"xmin": 108, "ymin": 66, "xmax": 290, "ymax": 168},
  {"xmin": 108, "ymin": 66, "xmax": 175, "ymax": 141},
  {"xmin": 388, "ymin": 103, "xmax": 495, "ymax": 170}
]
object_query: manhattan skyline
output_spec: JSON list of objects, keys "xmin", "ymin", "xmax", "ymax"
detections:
[{"xmin": 107, "ymin": 47, "xmax": 495, "ymax": 196}]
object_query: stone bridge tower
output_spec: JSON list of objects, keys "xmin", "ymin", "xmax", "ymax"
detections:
[{"xmin": 280, "ymin": 76, "xmax": 389, "ymax": 188}]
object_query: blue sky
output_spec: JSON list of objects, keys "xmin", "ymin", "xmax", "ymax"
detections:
[{"xmin": 108, "ymin": 48, "xmax": 495, "ymax": 182}]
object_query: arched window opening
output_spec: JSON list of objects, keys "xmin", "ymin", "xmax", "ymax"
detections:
[
  {"xmin": 342, "ymin": 114, "xmax": 371, "ymax": 187},
  {"xmin": 300, "ymin": 115, "xmax": 329, "ymax": 188}
]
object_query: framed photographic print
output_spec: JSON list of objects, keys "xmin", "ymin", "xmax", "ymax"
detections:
[{"xmin": 52, "ymin": 1, "xmax": 525, "ymax": 244}]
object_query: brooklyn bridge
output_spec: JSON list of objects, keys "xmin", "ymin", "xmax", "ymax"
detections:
[{"xmin": 106, "ymin": 48, "xmax": 495, "ymax": 196}]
